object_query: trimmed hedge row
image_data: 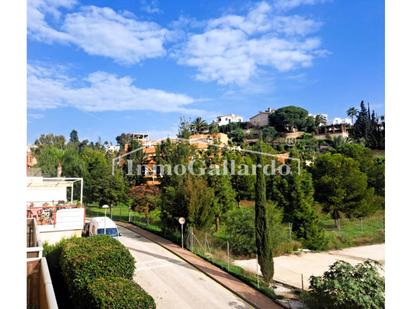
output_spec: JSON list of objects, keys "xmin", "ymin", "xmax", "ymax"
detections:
[
  {"xmin": 86, "ymin": 276, "xmax": 156, "ymax": 309},
  {"xmin": 56, "ymin": 235, "xmax": 154, "ymax": 308}
]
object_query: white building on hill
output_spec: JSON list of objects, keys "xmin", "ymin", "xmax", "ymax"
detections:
[
  {"xmin": 332, "ymin": 117, "xmax": 353, "ymax": 125},
  {"xmin": 215, "ymin": 114, "xmax": 243, "ymax": 126}
]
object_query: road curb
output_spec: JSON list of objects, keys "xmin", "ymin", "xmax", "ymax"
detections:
[{"xmin": 117, "ymin": 221, "xmax": 287, "ymax": 309}]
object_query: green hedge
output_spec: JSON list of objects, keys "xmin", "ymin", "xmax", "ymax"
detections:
[
  {"xmin": 60, "ymin": 235, "xmax": 134, "ymax": 285},
  {"xmin": 59, "ymin": 235, "xmax": 146, "ymax": 308},
  {"xmin": 43, "ymin": 239, "xmax": 75, "ymax": 309},
  {"xmin": 85, "ymin": 276, "xmax": 156, "ymax": 309}
]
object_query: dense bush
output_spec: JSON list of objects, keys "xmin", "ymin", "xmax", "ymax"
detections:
[
  {"xmin": 304, "ymin": 260, "xmax": 384, "ymax": 309},
  {"xmin": 59, "ymin": 236, "xmax": 137, "ymax": 308},
  {"xmin": 222, "ymin": 205, "xmax": 291, "ymax": 256},
  {"xmin": 85, "ymin": 276, "xmax": 155, "ymax": 309},
  {"xmin": 223, "ymin": 207, "xmax": 256, "ymax": 255},
  {"xmin": 43, "ymin": 239, "xmax": 74, "ymax": 309}
]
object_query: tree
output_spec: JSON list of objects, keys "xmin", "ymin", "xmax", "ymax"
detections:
[
  {"xmin": 223, "ymin": 203, "xmax": 289, "ymax": 256},
  {"xmin": 268, "ymin": 168, "xmax": 327, "ymax": 250},
  {"xmin": 36, "ymin": 145, "xmax": 64, "ymax": 176},
  {"xmin": 330, "ymin": 136, "xmax": 351, "ymax": 149},
  {"xmin": 34, "ymin": 134, "xmax": 66, "ymax": 149},
  {"xmin": 268, "ymin": 106, "xmax": 311, "ymax": 132},
  {"xmin": 160, "ymin": 174, "xmax": 215, "ymax": 232},
  {"xmin": 262, "ymin": 127, "xmax": 277, "ymax": 143},
  {"xmin": 99, "ymin": 170, "xmax": 128, "ymax": 214},
  {"xmin": 190, "ymin": 117, "xmax": 209, "ymax": 134},
  {"xmin": 209, "ymin": 122, "xmax": 219, "ymax": 134},
  {"xmin": 208, "ymin": 174, "xmax": 237, "ymax": 231},
  {"xmin": 352, "ymin": 101, "xmax": 369, "ymax": 140},
  {"xmin": 184, "ymin": 175, "xmax": 215, "ymax": 229},
  {"xmin": 177, "ymin": 117, "xmax": 191, "ymax": 139},
  {"xmin": 337, "ymin": 143, "xmax": 385, "ymax": 197},
  {"xmin": 351, "ymin": 101, "xmax": 384, "ymax": 149},
  {"xmin": 254, "ymin": 139, "xmax": 274, "ymax": 285},
  {"xmin": 81, "ymin": 148, "xmax": 113, "ymax": 204},
  {"xmin": 228, "ymin": 128, "xmax": 244, "ymax": 144},
  {"xmin": 69, "ymin": 130, "xmax": 79, "ymax": 144},
  {"xmin": 314, "ymin": 114, "xmax": 327, "ymax": 127},
  {"xmin": 346, "ymin": 107, "xmax": 358, "ymax": 125},
  {"xmin": 311, "ymin": 153, "xmax": 377, "ymax": 227},
  {"xmin": 129, "ymin": 185, "xmax": 160, "ymax": 223},
  {"xmin": 225, "ymin": 151, "xmax": 255, "ymax": 204},
  {"xmin": 305, "ymin": 260, "xmax": 384, "ymax": 309}
]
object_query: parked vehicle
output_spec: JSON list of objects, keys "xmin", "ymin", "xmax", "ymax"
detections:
[{"xmin": 86, "ymin": 217, "xmax": 121, "ymax": 238}]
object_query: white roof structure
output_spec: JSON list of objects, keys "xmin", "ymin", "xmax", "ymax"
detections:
[{"xmin": 27, "ymin": 177, "xmax": 83, "ymax": 204}]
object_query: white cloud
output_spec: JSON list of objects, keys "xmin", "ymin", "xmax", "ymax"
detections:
[
  {"xmin": 28, "ymin": 0, "xmax": 77, "ymax": 42},
  {"xmin": 140, "ymin": 0, "xmax": 162, "ymax": 14},
  {"xmin": 274, "ymin": 0, "xmax": 329, "ymax": 11},
  {"xmin": 177, "ymin": 1, "xmax": 326, "ymax": 85},
  {"xmin": 28, "ymin": 64, "xmax": 202, "ymax": 114},
  {"xmin": 28, "ymin": 1, "xmax": 168, "ymax": 64}
]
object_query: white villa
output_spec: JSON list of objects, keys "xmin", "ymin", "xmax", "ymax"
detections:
[{"xmin": 215, "ymin": 114, "xmax": 244, "ymax": 126}]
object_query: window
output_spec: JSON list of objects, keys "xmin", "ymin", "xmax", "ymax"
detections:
[{"xmin": 97, "ymin": 228, "xmax": 119, "ymax": 237}]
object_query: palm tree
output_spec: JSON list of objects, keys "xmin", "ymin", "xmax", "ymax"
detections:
[
  {"xmin": 191, "ymin": 117, "xmax": 209, "ymax": 134},
  {"xmin": 315, "ymin": 114, "xmax": 327, "ymax": 127},
  {"xmin": 346, "ymin": 107, "xmax": 358, "ymax": 125},
  {"xmin": 330, "ymin": 136, "xmax": 352, "ymax": 149}
]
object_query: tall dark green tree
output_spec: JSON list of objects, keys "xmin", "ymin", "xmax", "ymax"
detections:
[
  {"xmin": 268, "ymin": 167, "xmax": 326, "ymax": 250},
  {"xmin": 69, "ymin": 129, "xmax": 79, "ymax": 144},
  {"xmin": 311, "ymin": 153, "xmax": 377, "ymax": 226},
  {"xmin": 352, "ymin": 101, "xmax": 369, "ymax": 140},
  {"xmin": 208, "ymin": 173, "xmax": 237, "ymax": 231},
  {"xmin": 351, "ymin": 101, "xmax": 384, "ymax": 149},
  {"xmin": 255, "ymin": 139, "xmax": 274, "ymax": 285},
  {"xmin": 268, "ymin": 106, "xmax": 312, "ymax": 132}
]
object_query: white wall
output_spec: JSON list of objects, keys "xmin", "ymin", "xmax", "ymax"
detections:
[{"xmin": 27, "ymin": 187, "xmax": 67, "ymax": 204}]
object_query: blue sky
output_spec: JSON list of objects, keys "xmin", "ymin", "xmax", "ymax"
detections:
[{"xmin": 27, "ymin": 0, "xmax": 384, "ymax": 143}]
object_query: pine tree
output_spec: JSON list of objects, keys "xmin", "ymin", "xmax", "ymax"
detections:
[
  {"xmin": 209, "ymin": 174, "xmax": 236, "ymax": 231},
  {"xmin": 255, "ymin": 139, "xmax": 274, "ymax": 285},
  {"xmin": 351, "ymin": 101, "xmax": 385, "ymax": 149},
  {"xmin": 268, "ymin": 167, "xmax": 326, "ymax": 250}
]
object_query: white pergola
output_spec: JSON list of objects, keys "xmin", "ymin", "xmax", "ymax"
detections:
[{"xmin": 27, "ymin": 177, "xmax": 84, "ymax": 204}]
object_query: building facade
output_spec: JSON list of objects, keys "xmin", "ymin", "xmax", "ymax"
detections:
[
  {"xmin": 215, "ymin": 114, "xmax": 243, "ymax": 126},
  {"xmin": 249, "ymin": 107, "xmax": 275, "ymax": 127}
]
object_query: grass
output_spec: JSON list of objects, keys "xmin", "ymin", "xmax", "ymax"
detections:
[
  {"xmin": 193, "ymin": 250, "xmax": 280, "ymax": 301},
  {"xmin": 323, "ymin": 211, "xmax": 385, "ymax": 249}
]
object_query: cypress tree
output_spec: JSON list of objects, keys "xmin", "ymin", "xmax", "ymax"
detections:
[{"xmin": 255, "ymin": 138, "xmax": 274, "ymax": 285}]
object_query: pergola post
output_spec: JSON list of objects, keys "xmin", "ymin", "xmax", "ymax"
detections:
[
  {"xmin": 80, "ymin": 179, "xmax": 83, "ymax": 205},
  {"xmin": 70, "ymin": 184, "xmax": 74, "ymax": 203}
]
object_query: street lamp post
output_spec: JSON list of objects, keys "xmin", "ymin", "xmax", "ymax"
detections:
[
  {"xmin": 102, "ymin": 205, "xmax": 109, "ymax": 235},
  {"xmin": 178, "ymin": 217, "xmax": 185, "ymax": 249}
]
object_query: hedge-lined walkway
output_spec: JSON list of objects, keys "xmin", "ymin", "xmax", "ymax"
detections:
[{"xmin": 116, "ymin": 221, "xmax": 284, "ymax": 309}]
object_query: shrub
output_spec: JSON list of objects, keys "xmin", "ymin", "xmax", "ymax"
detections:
[
  {"xmin": 85, "ymin": 276, "xmax": 156, "ymax": 309},
  {"xmin": 223, "ymin": 207, "xmax": 256, "ymax": 255},
  {"xmin": 60, "ymin": 236, "xmax": 136, "ymax": 307},
  {"xmin": 43, "ymin": 238, "xmax": 76, "ymax": 309},
  {"xmin": 223, "ymin": 204, "xmax": 291, "ymax": 256},
  {"xmin": 304, "ymin": 260, "xmax": 384, "ymax": 309}
]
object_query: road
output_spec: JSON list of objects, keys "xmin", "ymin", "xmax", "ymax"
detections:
[
  {"xmin": 234, "ymin": 244, "xmax": 385, "ymax": 290},
  {"xmin": 118, "ymin": 226, "xmax": 252, "ymax": 309}
]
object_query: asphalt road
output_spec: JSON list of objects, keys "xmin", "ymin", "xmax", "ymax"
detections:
[{"xmin": 118, "ymin": 226, "xmax": 252, "ymax": 309}]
